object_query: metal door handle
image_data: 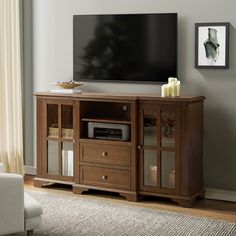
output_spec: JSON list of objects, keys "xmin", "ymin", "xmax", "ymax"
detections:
[{"xmin": 138, "ymin": 145, "xmax": 142, "ymax": 150}]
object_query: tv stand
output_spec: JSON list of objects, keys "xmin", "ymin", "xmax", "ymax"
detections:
[{"xmin": 34, "ymin": 92, "xmax": 204, "ymax": 207}]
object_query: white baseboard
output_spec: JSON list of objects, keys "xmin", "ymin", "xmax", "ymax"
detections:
[
  {"xmin": 205, "ymin": 188, "xmax": 236, "ymax": 202},
  {"xmin": 24, "ymin": 165, "xmax": 36, "ymax": 175}
]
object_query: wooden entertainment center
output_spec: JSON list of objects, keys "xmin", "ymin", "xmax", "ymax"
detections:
[{"xmin": 34, "ymin": 92, "xmax": 205, "ymax": 207}]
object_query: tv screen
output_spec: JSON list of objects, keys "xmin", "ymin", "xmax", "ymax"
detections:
[{"xmin": 73, "ymin": 13, "xmax": 177, "ymax": 83}]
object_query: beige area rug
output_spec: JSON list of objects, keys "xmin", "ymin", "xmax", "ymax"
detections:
[{"xmin": 25, "ymin": 190, "xmax": 236, "ymax": 236}]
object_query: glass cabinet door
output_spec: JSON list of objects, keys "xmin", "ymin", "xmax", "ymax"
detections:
[
  {"xmin": 47, "ymin": 104, "xmax": 59, "ymax": 138},
  {"xmin": 62, "ymin": 105, "xmax": 73, "ymax": 139},
  {"xmin": 47, "ymin": 140, "xmax": 59, "ymax": 175},
  {"xmin": 45, "ymin": 101, "xmax": 74, "ymax": 179},
  {"xmin": 62, "ymin": 142, "xmax": 73, "ymax": 176},
  {"xmin": 143, "ymin": 112, "xmax": 157, "ymax": 146},
  {"xmin": 47, "ymin": 141, "xmax": 74, "ymax": 177},
  {"xmin": 161, "ymin": 151, "xmax": 175, "ymax": 189},
  {"xmin": 144, "ymin": 150, "xmax": 158, "ymax": 186},
  {"xmin": 140, "ymin": 105, "xmax": 178, "ymax": 193},
  {"xmin": 161, "ymin": 111, "xmax": 176, "ymax": 148}
]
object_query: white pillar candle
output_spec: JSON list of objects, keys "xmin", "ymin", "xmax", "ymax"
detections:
[
  {"xmin": 168, "ymin": 77, "xmax": 177, "ymax": 84},
  {"xmin": 171, "ymin": 83, "xmax": 176, "ymax": 97},
  {"xmin": 176, "ymin": 81, "xmax": 180, "ymax": 96},
  {"xmin": 161, "ymin": 84, "xmax": 166, "ymax": 97},
  {"xmin": 167, "ymin": 84, "xmax": 174, "ymax": 96},
  {"xmin": 161, "ymin": 84, "xmax": 169, "ymax": 97},
  {"xmin": 172, "ymin": 83, "xmax": 177, "ymax": 96}
]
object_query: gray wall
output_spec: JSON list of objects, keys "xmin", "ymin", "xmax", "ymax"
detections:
[{"xmin": 24, "ymin": 0, "xmax": 236, "ymax": 191}]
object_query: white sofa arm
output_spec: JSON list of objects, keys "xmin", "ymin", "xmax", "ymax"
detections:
[{"xmin": 0, "ymin": 173, "xmax": 24, "ymax": 235}]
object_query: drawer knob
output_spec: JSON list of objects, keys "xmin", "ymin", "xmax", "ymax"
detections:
[
  {"xmin": 101, "ymin": 175, "xmax": 107, "ymax": 180},
  {"xmin": 102, "ymin": 152, "xmax": 108, "ymax": 157}
]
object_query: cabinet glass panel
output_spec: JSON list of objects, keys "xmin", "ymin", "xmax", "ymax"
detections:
[
  {"xmin": 144, "ymin": 150, "xmax": 158, "ymax": 186},
  {"xmin": 161, "ymin": 111, "xmax": 176, "ymax": 148},
  {"xmin": 144, "ymin": 113, "xmax": 157, "ymax": 146},
  {"xmin": 161, "ymin": 151, "xmax": 175, "ymax": 189},
  {"xmin": 47, "ymin": 104, "xmax": 58, "ymax": 138},
  {"xmin": 48, "ymin": 141, "xmax": 59, "ymax": 175},
  {"xmin": 62, "ymin": 105, "xmax": 73, "ymax": 139},
  {"xmin": 62, "ymin": 142, "xmax": 73, "ymax": 176}
]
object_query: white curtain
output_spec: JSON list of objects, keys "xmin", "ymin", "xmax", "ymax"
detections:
[{"xmin": 0, "ymin": 0, "xmax": 24, "ymax": 174}]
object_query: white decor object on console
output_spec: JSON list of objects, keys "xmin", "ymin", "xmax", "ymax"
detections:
[
  {"xmin": 161, "ymin": 77, "xmax": 180, "ymax": 97},
  {"xmin": 50, "ymin": 88, "xmax": 82, "ymax": 94}
]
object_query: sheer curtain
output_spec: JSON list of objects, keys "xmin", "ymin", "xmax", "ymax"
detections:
[{"xmin": 0, "ymin": 0, "xmax": 24, "ymax": 174}]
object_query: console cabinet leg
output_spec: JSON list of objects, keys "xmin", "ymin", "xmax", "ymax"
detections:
[
  {"xmin": 34, "ymin": 179, "xmax": 52, "ymax": 188},
  {"xmin": 171, "ymin": 198, "xmax": 195, "ymax": 208},
  {"xmin": 73, "ymin": 185, "xmax": 89, "ymax": 194},
  {"xmin": 119, "ymin": 193, "xmax": 139, "ymax": 202}
]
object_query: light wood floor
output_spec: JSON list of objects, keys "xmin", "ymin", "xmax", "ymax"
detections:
[{"xmin": 24, "ymin": 175, "xmax": 236, "ymax": 223}]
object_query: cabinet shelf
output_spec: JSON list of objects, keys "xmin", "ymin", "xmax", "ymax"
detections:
[
  {"xmin": 47, "ymin": 137, "xmax": 74, "ymax": 142},
  {"xmin": 142, "ymin": 145, "xmax": 176, "ymax": 152},
  {"xmin": 81, "ymin": 117, "xmax": 131, "ymax": 124}
]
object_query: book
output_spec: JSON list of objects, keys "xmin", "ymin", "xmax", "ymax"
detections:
[{"xmin": 50, "ymin": 88, "xmax": 82, "ymax": 94}]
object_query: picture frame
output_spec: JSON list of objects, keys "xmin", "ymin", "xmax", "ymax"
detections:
[{"xmin": 195, "ymin": 22, "xmax": 230, "ymax": 69}]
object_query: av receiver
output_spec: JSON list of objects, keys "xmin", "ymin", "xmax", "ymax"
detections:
[{"xmin": 88, "ymin": 122, "xmax": 130, "ymax": 141}]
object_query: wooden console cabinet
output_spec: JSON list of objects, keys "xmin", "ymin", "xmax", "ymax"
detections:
[{"xmin": 34, "ymin": 92, "xmax": 205, "ymax": 207}]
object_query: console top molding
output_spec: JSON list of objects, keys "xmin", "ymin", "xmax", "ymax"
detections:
[{"xmin": 34, "ymin": 92, "xmax": 205, "ymax": 103}]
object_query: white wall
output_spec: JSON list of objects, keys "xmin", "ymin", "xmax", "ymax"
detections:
[{"xmin": 24, "ymin": 0, "xmax": 236, "ymax": 191}]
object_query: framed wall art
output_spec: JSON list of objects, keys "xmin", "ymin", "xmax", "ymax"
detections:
[{"xmin": 195, "ymin": 22, "xmax": 230, "ymax": 69}]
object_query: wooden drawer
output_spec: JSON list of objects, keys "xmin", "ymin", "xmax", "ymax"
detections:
[
  {"xmin": 80, "ymin": 143, "xmax": 130, "ymax": 166},
  {"xmin": 80, "ymin": 166, "xmax": 130, "ymax": 190}
]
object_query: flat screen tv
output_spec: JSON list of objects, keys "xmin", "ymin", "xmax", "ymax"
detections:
[{"xmin": 73, "ymin": 13, "xmax": 177, "ymax": 83}]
